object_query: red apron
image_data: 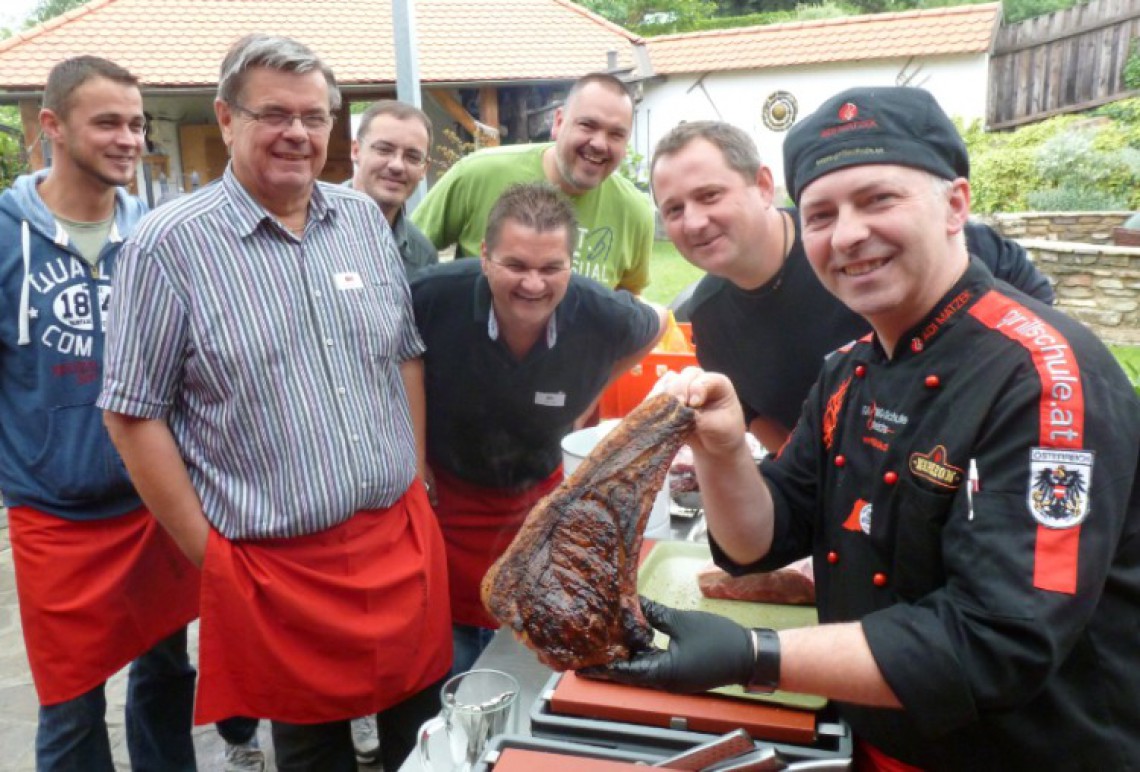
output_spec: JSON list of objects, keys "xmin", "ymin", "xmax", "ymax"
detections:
[
  {"xmin": 194, "ymin": 482, "xmax": 452, "ymax": 725},
  {"xmin": 432, "ymin": 466, "xmax": 563, "ymax": 629},
  {"xmin": 855, "ymin": 740, "xmax": 927, "ymax": 772},
  {"xmin": 8, "ymin": 505, "xmax": 200, "ymax": 706}
]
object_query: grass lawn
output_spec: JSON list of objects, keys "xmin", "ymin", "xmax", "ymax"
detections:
[{"xmin": 645, "ymin": 239, "xmax": 705, "ymax": 307}]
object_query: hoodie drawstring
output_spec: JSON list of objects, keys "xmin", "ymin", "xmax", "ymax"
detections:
[{"xmin": 19, "ymin": 220, "xmax": 32, "ymax": 346}]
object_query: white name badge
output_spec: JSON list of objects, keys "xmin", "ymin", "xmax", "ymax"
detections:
[
  {"xmin": 333, "ymin": 272, "xmax": 364, "ymax": 291},
  {"xmin": 534, "ymin": 391, "xmax": 566, "ymax": 407}
]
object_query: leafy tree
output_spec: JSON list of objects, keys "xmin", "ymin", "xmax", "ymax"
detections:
[
  {"xmin": 578, "ymin": 0, "xmax": 715, "ymax": 32},
  {"xmin": 0, "ymin": 107, "xmax": 29, "ymax": 190},
  {"xmin": 25, "ymin": 0, "xmax": 88, "ymax": 27},
  {"xmin": 581, "ymin": 0, "xmax": 1086, "ymax": 36},
  {"xmin": 0, "ymin": 0, "xmax": 89, "ymax": 188},
  {"xmin": 1, "ymin": 0, "xmax": 87, "ymax": 39},
  {"xmin": 1001, "ymin": 0, "xmax": 1079, "ymax": 24},
  {"xmin": 716, "ymin": 0, "xmax": 799, "ymax": 13}
]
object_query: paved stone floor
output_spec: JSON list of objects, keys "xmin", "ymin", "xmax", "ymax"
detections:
[{"xmin": 0, "ymin": 508, "xmax": 384, "ymax": 771}]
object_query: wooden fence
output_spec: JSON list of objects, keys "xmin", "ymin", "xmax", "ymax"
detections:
[{"xmin": 988, "ymin": 0, "xmax": 1140, "ymax": 129}]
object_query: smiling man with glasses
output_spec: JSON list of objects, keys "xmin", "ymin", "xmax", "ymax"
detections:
[
  {"xmin": 409, "ymin": 182, "xmax": 666, "ymax": 673},
  {"xmin": 99, "ymin": 34, "xmax": 450, "ymax": 771},
  {"xmin": 349, "ymin": 100, "xmax": 438, "ymax": 277}
]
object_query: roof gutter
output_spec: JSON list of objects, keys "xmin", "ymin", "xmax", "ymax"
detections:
[
  {"xmin": 0, "ymin": 62, "xmax": 651, "ymax": 104},
  {"xmin": 0, "ymin": 85, "xmax": 226, "ymax": 105}
]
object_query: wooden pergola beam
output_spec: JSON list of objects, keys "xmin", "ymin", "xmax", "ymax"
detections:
[
  {"xmin": 427, "ymin": 88, "xmax": 476, "ymax": 135},
  {"xmin": 478, "ymin": 87, "xmax": 499, "ymax": 146},
  {"xmin": 19, "ymin": 98, "xmax": 44, "ymax": 171},
  {"xmin": 426, "ymin": 87, "xmax": 500, "ymax": 146}
]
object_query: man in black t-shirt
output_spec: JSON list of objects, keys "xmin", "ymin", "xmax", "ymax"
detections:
[
  {"xmin": 655, "ymin": 121, "xmax": 1054, "ymax": 453},
  {"xmin": 410, "ymin": 183, "xmax": 665, "ymax": 673}
]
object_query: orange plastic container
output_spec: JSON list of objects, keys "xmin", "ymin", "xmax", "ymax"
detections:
[{"xmin": 599, "ymin": 322, "xmax": 697, "ymax": 419}]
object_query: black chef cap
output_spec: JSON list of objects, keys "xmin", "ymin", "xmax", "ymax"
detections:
[{"xmin": 783, "ymin": 86, "xmax": 969, "ymax": 204}]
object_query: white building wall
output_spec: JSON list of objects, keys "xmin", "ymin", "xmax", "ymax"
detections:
[{"xmin": 634, "ymin": 54, "xmax": 988, "ymax": 200}]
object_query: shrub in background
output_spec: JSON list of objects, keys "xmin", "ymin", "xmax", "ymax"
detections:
[
  {"xmin": 619, "ymin": 146, "xmax": 649, "ymax": 192},
  {"xmin": 963, "ymin": 100, "xmax": 1140, "ymax": 213},
  {"xmin": 1027, "ymin": 186, "xmax": 1129, "ymax": 211},
  {"xmin": 0, "ymin": 107, "xmax": 29, "ymax": 191},
  {"xmin": 1093, "ymin": 98, "xmax": 1140, "ymax": 126},
  {"xmin": 1032, "ymin": 129, "xmax": 1140, "ymax": 210},
  {"xmin": 959, "ymin": 116, "xmax": 1068, "ymax": 213},
  {"xmin": 1124, "ymin": 38, "xmax": 1140, "ymax": 91}
]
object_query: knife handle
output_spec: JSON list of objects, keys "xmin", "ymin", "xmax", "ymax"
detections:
[
  {"xmin": 704, "ymin": 747, "xmax": 785, "ymax": 771},
  {"xmin": 651, "ymin": 728, "xmax": 755, "ymax": 770}
]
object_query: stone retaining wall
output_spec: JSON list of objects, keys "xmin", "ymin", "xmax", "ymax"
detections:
[
  {"xmin": 979, "ymin": 211, "xmax": 1132, "ymax": 245},
  {"xmin": 1022, "ymin": 238, "xmax": 1140, "ymax": 346}
]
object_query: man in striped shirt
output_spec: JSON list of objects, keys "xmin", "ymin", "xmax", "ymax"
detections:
[{"xmin": 99, "ymin": 34, "xmax": 450, "ymax": 771}]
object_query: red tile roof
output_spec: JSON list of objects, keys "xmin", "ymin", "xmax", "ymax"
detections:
[
  {"xmin": 0, "ymin": 0, "xmax": 643, "ymax": 91},
  {"xmin": 646, "ymin": 3, "xmax": 1000, "ymax": 74}
]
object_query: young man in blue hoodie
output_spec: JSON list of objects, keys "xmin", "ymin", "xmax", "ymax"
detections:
[{"xmin": 0, "ymin": 56, "xmax": 260, "ymax": 772}]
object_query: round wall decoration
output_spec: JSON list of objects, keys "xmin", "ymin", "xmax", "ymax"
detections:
[{"xmin": 762, "ymin": 90, "xmax": 798, "ymax": 132}]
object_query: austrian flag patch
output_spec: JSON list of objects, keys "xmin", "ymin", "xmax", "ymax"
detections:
[{"xmin": 1028, "ymin": 447, "xmax": 1093, "ymax": 529}]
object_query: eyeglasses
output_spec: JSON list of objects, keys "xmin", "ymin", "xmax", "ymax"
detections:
[
  {"xmin": 488, "ymin": 257, "xmax": 572, "ymax": 279},
  {"xmin": 231, "ymin": 103, "xmax": 335, "ymax": 132},
  {"xmin": 368, "ymin": 141, "xmax": 428, "ymax": 168}
]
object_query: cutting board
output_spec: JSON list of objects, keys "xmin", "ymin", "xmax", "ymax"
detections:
[
  {"xmin": 550, "ymin": 671, "xmax": 817, "ymax": 744},
  {"xmin": 491, "ymin": 748, "xmax": 646, "ymax": 771},
  {"xmin": 637, "ymin": 541, "xmax": 826, "ymax": 712}
]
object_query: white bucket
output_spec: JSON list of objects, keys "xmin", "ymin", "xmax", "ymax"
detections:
[{"xmin": 560, "ymin": 420, "xmax": 673, "ymax": 541}]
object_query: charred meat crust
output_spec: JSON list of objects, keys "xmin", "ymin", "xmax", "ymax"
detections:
[{"xmin": 482, "ymin": 394, "xmax": 696, "ymax": 670}]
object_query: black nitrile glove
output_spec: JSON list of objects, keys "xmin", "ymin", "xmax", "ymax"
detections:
[{"xmin": 580, "ymin": 597, "xmax": 754, "ymax": 693}]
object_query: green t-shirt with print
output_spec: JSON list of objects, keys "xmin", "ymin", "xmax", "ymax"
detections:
[{"xmin": 411, "ymin": 143, "xmax": 653, "ymax": 293}]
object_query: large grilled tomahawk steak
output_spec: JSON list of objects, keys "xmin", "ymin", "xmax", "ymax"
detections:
[{"xmin": 481, "ymin": 393, "xmax": 696, "ymax": 670}]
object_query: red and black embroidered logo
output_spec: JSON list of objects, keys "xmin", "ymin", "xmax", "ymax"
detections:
[
  {"xmin": 838, "ymin": 102, "xmax": 859, "ymax": 122},
  {"xmin": 919, "ymin": 290, "xmax": 972, "ymax": 345},
  {"xmin": 822, "ymin": 376, "xmax": 852, "ymax": 451},
  {"xmin": 909, "ymin": 445, "xmax": 963, "ymax": 489}
]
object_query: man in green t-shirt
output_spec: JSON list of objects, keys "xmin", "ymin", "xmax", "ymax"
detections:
[{"xmin": 412, "ymin": 73, "xmax": 653, "ymax": 294}]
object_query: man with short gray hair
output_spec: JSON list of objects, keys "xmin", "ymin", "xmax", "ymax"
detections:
[{"xmin": 100, "ymin": 34, "xmax": 450, "ymax": 770}]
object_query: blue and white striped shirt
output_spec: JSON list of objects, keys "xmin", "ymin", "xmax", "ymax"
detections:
[{"xmin": 99, "ymin": 167, "xmax": 425, "ymax": 539}]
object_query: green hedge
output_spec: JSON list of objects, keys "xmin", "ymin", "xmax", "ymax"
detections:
[
  {"xmin": 1112, "ymin": 346, "xmax": 1140, "ymax": 398},
  {"xmin": 962, "ymin": 100, "xmax": 1140, "ymax": 214}
]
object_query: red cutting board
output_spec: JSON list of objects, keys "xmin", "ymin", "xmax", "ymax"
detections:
[
  {"xmin": 492, "ymin": 748, "xmax": 647, "ymax": 771},
  {"xmin": 550, "ymin": 672, "xmax": 817, "ymax": 744}
]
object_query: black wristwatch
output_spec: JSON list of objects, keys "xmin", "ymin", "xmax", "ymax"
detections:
[{"xmin": 747, "ymin": 628, "xmax": 781, "ymax": 693}]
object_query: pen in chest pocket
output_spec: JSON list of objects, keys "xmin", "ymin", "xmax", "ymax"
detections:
[{"xmin": 967, "ymin": 458, "xmax": 980, "ymax": 520}]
